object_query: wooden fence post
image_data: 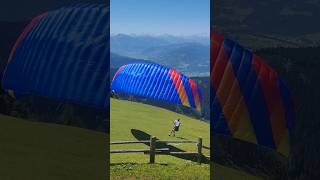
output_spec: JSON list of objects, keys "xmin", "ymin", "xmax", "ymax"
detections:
[
  {"xmin": 197, "ymin": 137, "xmax": 202, "ymax": 164},
  {"xmin": 149, "ymin": 136, "xmax": 156, "ymax": 164}
]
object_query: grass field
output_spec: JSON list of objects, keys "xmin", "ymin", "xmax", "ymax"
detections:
[
  {"xmin": 110, "ymin": 98, "xmax": 210, "ymax": 179},
  {"xmin": 110, "ymin": 98, "xmax": 261, "ymax": 180},
  {"xmin": 0, "ymin": 98, "xmax": 262, "ymax": 180},
  {"xmin": 0, "ymin": 114, "xmax": 107, "ymax": 180}
]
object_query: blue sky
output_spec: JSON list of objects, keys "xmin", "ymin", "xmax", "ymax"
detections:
[{"xmin": 111, "ymin": 0, "xmax": 210, "ymax": 36}]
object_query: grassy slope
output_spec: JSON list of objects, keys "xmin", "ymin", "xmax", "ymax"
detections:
[
  {"xmin": 110, "ymin": 98, "xmax": 260, "ymax": 180},
  {"xmin": 0, "ymin": 114, "xmax": 107, "ymax": 180}
]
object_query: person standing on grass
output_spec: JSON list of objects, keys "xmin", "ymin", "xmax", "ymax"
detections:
[{"xmin": 169, "ymin": 118, "xmax": 181, "ymax": 137}]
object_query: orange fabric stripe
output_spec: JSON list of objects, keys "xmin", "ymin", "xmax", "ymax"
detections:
[
  {"xmin": 189, "ymin": 79, "xmax": 201, "ymax": 111},
  {"xmin": 169, "ymin": 69, "xmax": 190, "ymax": 107},
  {"xmin": 216, "ymin": 61, "xmax": 256, "ymax": 143},
  {"xmin": 216, "ymin": 62, "xmax": 235, "ymax": 125}
]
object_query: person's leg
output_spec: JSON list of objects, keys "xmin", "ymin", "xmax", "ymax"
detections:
[{"xmin": 169, "ymin": 128, "xmax": 174, "ymax": 136}]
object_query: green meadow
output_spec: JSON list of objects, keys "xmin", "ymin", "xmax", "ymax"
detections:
[
  {"xmin": 0, "ymin": 98, "xmax": 262, "ymax": 180},
  {"xmin": 0, "ymin": 114, "xmax": 107, "ymax": 180},
  {"xmin": 110, "ymin": 98, "xmax": 260, "ymax": 180}
]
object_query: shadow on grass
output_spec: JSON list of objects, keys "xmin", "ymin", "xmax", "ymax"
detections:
[
  {"xmin": 131, "ymin": 129, "xmax": 209, "ymax": 164},
  {"xmin": 110, "ymin": 162, "xmax": 169, "ymax": 166},
  {"xmin": 176, "ymin": 136, "xmax": 188, "ymax": 140}
]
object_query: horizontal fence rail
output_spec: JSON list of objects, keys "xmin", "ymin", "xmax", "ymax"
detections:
[
  {"xmin": 110, "ymin": 140, "xmax": 149, "ymax": 145},
  {"xmin": 156, "ymin": 140, "xmax": 197, "ymax": 144},
  {"xmin": 110, "ymin": 136, "xmax": 210, "ymax": 164}
]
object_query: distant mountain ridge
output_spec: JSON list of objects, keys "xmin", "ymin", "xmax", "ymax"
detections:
[
  {"xmin": 214, "ymin": 0, "xmax": 320, "ymax": 48},
  {"xmin": 215, "ymin": 0, "xmax": 320, "ymax": 36},
  {"xmin": 110, "ymin": 53, "xmax": 154, "ymax": 68},
  {"xmin": 111, "ymin": 34, "xmax": 209, "ymax": 76}
]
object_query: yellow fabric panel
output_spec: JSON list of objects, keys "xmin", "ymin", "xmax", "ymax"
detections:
[
  {"xmin": 232, "ymin": 101, "xmax": 257, "ymax": 144},
  {"xmin": 277, "ymin": 129, "xmax": 290, "ymax": 157}
]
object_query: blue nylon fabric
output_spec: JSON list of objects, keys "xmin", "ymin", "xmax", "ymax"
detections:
[
  {"xmin": 211, "ymin": 86, "xmax": 231, "ymax": 135},
  {"xmin": 247, "ymin": 62, "xmax": 275, "ymax": 148},
  {"xmin": 2, "ymin": 3, "xmax": 110, "ymax": 109},
  {"xmin": 278, "ymin": 77, "xmax": 295, "ymax": 136},
  {"xmin": 224, "ymin": 39, "xmax": 275, "ymax": 148},
  {"xmin": 229, "ymin": 44, "xmax": 244, "ymax": 74},
  {"xmin": 111, "ymin": 63, "xmax": 201, "ymax": 110},
  {"xmin": 197, "ymin": 86, "xmax": 202, "ymax": 103}
]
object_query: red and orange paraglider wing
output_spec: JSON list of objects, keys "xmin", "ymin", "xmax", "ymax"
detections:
[{"xmin": 211, "ymin": 32, "xmax": 294, "ymax": 156}]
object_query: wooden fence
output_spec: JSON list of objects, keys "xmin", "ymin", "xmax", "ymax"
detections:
[{"xmin": 110, "ymin": 136, "xmax": 210, "ymax": 164}]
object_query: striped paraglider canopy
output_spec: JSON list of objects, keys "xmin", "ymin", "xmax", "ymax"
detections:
[
  {"xmin": 2, "ymin": 3, "xmax": 109, "ymax": 108},
  {"xmin": 111, "ymin": 63, "xmax": 202, "ymax": 112},
  {"xmin": 211, "ymin": 32, "xmax": 294, "ymax": 156}
]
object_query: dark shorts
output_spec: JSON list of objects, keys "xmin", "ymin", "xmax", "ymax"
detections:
[{"xmin": 174, "ymin": 126, "xmax": 179, "ymax": 131}]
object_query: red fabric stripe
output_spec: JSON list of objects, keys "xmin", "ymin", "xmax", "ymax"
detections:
[
  {"xmin": 211, "ymin": 32, "xmax": 229, "ymax": 92},
  {"xmin": 211, "ymin": 32, "xmax": 224, "ymax": 70},
  {"xmin": 252, "ymin": 56, "xmax": 287, "ymax": 147},
  {"xmin": 211, "ymin": 32, "xmax": 224, "ymax": 89},
  {"xmin": 211, "ymin": 46, "xmax": 231, "ymax": 91},
  {"xmin": 8, "ymin": 13, "xmax": 48, "ymax": 63},
  {"xmin": 112, "ymin": 65, "xmax": 124, "ymax": 81}
]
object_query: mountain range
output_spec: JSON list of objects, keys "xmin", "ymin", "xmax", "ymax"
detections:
[
  {"xmin": 111, "ymin": 34, "xmax": 210, "ymax": 76},
  {"xmin": 214, "ymin": 0, "xmax": 320, "ymax": 48}
]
